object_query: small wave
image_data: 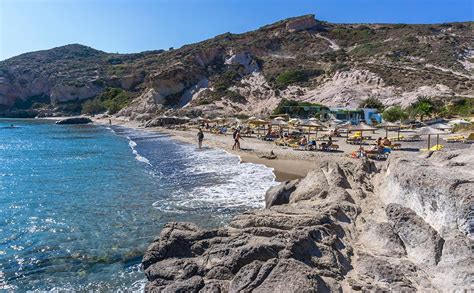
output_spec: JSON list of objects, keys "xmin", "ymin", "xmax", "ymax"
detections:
[
  {"xmin": 123, "ymin": 136, "xmax": 151, "ymax": 166},
  {"xmin": 152, "ymin": 142, "xmax": 277, "ymax": 218}
]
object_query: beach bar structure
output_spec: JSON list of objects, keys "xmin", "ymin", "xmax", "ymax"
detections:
[{"xmin": 328, "ymin": 107, "xmax": 382, "ymax": 125}]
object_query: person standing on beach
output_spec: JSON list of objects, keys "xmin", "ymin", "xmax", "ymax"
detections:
[
  {"xmin": 232, "ymin": 130, "xmax": 243, "ymax": 151},
  {"xmin": 197, "ymin": 128, "xmax": 204, "ymax": 149}
]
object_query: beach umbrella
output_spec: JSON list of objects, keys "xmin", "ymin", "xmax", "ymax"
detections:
[
  {"xmin": 448, "ymin": 119, "xmax": 470, "ymax": 126},
  {"xmin": 249, "ymin": 119, "xmax": 269, "ymax": 136},
  {"xmin": 346, "ymin": 123, "xmax": 377, "ymax": 145},
  {"xmin": 432, "ymin": 123, "xmax": 453, "ymax": 132},
  {"xmin": 378, "ymin": 121, "xmax": 400, "ymax": 138},
  {"xmin": 297, "ymin": 120, "xmax": 323, "ymax": 140},
  {"xmin": 417, "ymin": 126, "xmax": 446, "ymax": 150},
  {"xmin": 271, "ymin": 119, "xmax": 288, "ymax": 126}
]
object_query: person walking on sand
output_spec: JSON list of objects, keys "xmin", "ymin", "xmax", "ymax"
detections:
[
  {"xmin": 197, "ymin": 128, "xmax": 204, "ymax": 149},
  {"xmin": 232, "ymin": 129, "xmax": 243, "ymax": 151}
]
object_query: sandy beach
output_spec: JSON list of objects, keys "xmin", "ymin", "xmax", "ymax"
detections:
[{"xmin": 88, "ymin": 115, "xmax": 472, "ymax": 182}]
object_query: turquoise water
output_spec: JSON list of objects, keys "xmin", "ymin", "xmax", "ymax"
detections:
[{"xmin": 0, "ymin": 119, "xmax": 276, "ymax": 291}]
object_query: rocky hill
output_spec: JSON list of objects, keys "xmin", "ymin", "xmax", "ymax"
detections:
[
  {"xmin": 142, "ymin": 147, "xmax": 473, "ymax": 291},
  {"xmin": 1, "ymin": 15, "xmax": 473, "ymax": 118}
]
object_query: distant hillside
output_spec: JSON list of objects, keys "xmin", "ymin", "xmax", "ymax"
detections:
[{"xmin": 0, "ymin": 15, "xmax": 472, "ymax": 119}]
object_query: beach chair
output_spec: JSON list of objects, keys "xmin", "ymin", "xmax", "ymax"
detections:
[
  {"xmin": 403, "ymin": 134, "xmax": 421, "ymax": 142},
  {"xmin": 366, "ymin": 150, "xmax": 389, "ymax": 160},
  {"xmin": 386, "ymin": 143, "xmax": 401, "ymax": 150},
  {"xmin": 389, "ymin": 135, "xmax": 404, "ymax": 141},
  {"xmin": 421, "ymin": 144, "xmax": 444, "ymax": 151},
  {"xmin": 348, "ymin": 131, "xmax": 362, "ymax": 140},
  {"xmin": 463, "ymin": 133, "xmax": 474, "ymax": 143},
  {"xmin": 328, "ymin": 144, "xmax": 339, "ymax": 151},
  {"xmin": 443, "ymin": 135, "xmax": 465, "ymax": 143}
]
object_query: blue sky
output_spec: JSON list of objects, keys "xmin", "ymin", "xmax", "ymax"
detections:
[{"xmin": 1, "ymin": 0, "xmax": 473, "ymax": 60}]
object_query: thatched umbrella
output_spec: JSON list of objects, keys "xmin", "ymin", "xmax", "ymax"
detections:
[
  {"xmin": 448, "ymin": 119, "xmax": 470, "ymax": 126},
  {"xmin": 432, "ymin": 123, "xmax": 453, "ymax": 132},
  {"xmin": 298, "ymin": 120, "xmax": 323, "ymax": 140},
  {"xmin": 271, "ymin": 119, "xmax": 289, "ymax": 137},
  {"xmin": 346, "ymin": 123, "xmax": 377, "ymax": 145},
  {"xmin": 249, "ymin": 119, "xmax": 269, "ymax": 136},
  {"xmin": 417, "ymin": 126, "xmax": 446, "ymax": 150},
  {"xmin": 378, "ymin": 121, "xmax": 400, "ymax": 138}
]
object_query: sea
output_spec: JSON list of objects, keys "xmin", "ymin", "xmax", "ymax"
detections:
[{"xmin": 0, "ymin": 118, "xmax": 277, "ymax": 291}]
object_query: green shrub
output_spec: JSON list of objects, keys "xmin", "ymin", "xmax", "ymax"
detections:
[
  {"xmin": 272, "ymin": 98, "xmax": 327, "ymax": 116},
  {"xmin": 99, "ymin": 88, "xmax": 132, "ymax": 114},
  {"xmin": 359, "ymin": 97, "xmax": 385, "ymax": 111},
  {"xmin": 213, "ymin": 70, "xmax": 240, "ymax": 92},
  {"xmin": 382, "ymin": 106, "xmax": 408, "ymax": 122},
  {"xmin": 407, "ymin": 96, "xmax": 435, "ymax": 120},
  {"xmin": 446, "ymin": 97, "xmax": 473, "ymax": 117},
  {"xmin": 275, "ymin": 69, "xmax": 323, "ymax": 89},
  {"xmin": 81, "ymin": 87, "xmax": 132, "ymax": 115},
  {"xmin": 81, "ymin": 98, "xmax": 105, "ymax": 114}
]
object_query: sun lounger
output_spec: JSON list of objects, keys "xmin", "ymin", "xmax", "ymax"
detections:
[
  {"xmin": 384, "ymin": 143, "xmax": 401, "ymax": 150},
  {"xmin": 347, "ymin": 137, "xmax": 362, "ymax": 145},
  {"xmin": 443, "ymin": 135, "xmax": 465, "ymax": 143},
  {"xmin": 402, "ymin": 134, "xmax": 421, "ymax": 142},
  {"xmin": 319, "ymin": 144, "xmax": 339, "ymax": 151},
  {"xmin": 421, "ymin": 144, "xmax": 444, "ymax": 151},
  {"xmin": 389, "ymin": 135, "xmax": 404, "ymax": 141},
  {"xmin": 366, "ymin": 150, "xmax": 389, "ymax": 160}
]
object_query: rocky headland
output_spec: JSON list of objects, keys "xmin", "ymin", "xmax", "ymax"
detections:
[{"xmin": 142, "ymin": 147, "xmax": 473, "ymax": 292}]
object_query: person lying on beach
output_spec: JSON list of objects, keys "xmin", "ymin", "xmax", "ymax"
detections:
[
  {"xmin": 382, "ymin": 137, "xmax": 392, "ymax": 146},
  {"xmin": 197, "ymin": 128, "xmax": 204, "ymax": 149}
]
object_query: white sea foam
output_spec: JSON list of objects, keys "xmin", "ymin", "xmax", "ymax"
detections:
[
  {"xmin": 153, "ymin": 142, "xmax": 277, "ymax": 214},
  {"xmin": 126, "ymin": 136, "xmax": 151, "ymax": 165}
]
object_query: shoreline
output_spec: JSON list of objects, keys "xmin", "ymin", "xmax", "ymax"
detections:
[{"xmin": 90, "ymin": 116, "xmax": 315, "ymax": 182}]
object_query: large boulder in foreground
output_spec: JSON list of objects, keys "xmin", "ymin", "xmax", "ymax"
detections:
[
  {"xmin": 142, "ymin": 148, "xmax": 473, "ymax": 292},
  {"xmin": 55, "ymin": 117, "xmax": 92, "ymax": 124}
]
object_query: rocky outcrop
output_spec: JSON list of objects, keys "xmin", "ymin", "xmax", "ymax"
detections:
[
  {"xmin": 143, "ymin": 148, "xmax": 473, "ymax": 292},
  {"xmin": 264, "ymin": 179, "xmax": 299, "ymax": 208},
  {"xmin": 55, "ymin": 117, "xmax": 92, "ymax": 124},
  {"xmin": 285, "ymin": 14, "xmax": 318, "ymax": 32}
]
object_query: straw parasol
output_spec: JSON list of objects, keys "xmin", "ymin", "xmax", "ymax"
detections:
[
  {"xmin": 298, "ymin": 119, "xmax": 323, "ymax": 140},
  {"xmin": 416, "ymin": 126, "xmax": 446, "ymax": 150},
  {"xmin": 448, "ymin": 119, "xmax": 470, "ymax": 126},
  {"xmin": 271, "ymin": 119, "xmax": 288, "ymax": 126},
  {"xmin": 249, "ymin": 119, "xmax": 269, "ymax": 136},
  {"xmin": 378, "ymin": 121, "xmax": 401, "ymax": 138},
  {"xmin": 432, "ymin": 123, "xmax": 453, "ymax": 131}
]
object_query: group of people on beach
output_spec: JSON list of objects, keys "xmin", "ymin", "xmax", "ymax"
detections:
[
  {"xmin": 197, "ymin": 127, "xmax": 243, "ymax": 150},
  {"xmin": 355, "ymin": 137, "xmax": 392, "ymax": 158}
]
